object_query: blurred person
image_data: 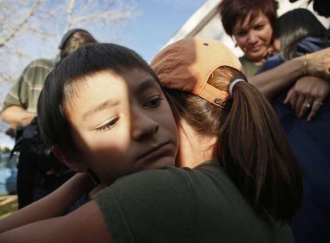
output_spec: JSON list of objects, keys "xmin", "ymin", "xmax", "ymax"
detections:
[
  {"xmin": 218, "ymin": 0, "xmax": 278, "ymax": 77},
  {"xmin": 0, "ymin": 40, "xmax": 302, "ymax": 242},
  {"xmin": 257, "ymin": 9, "xmax": 330, "ymax": 243},
  {"xmin": 289, "ymin": 0, "xmax": 330, "ymax": 17},
  {"xmin": 1, "ymin": 29, "xmax": 97, "ymax": 129},
  {"xmin": 0, "ymin": 28, "xmax": 97, "ymax": 208},
  {"xmin": 218, "ymin": 0, "xmax": 330, "ymax": 108}
]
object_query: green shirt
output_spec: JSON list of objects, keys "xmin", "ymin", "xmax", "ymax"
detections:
[
  {"xmin": 94, "ymin": 161, "xmax": 294, "ymax": 243},
  {"xmin": 3, "ymin": 58, "xmax": 55, "ymax": 113},
  {"xmin": 239, "ymin": 55, "xmax": 260, "ymax": 78}
]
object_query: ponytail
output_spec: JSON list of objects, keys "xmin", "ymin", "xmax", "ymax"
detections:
[
  {"xmin": 215, "ymin": 67, "xmax": 302, "ymax": 223},
  {"xmin": 165, "ymin": 66, "xmax": 302, "ymax": 223}
]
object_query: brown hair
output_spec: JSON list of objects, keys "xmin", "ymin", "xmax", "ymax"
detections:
[
  {"xmin": 165, "ymin": 66, "xmax": 302, "ymax": 223},
  {"xmin": 60, "ymin": 31, "xmax": 98, "ymax": 59},
  {"xmin": 218, "ymin": 0, "xmax": 279, "ymax": 36}
]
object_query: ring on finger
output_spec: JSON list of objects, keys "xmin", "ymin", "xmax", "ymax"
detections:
[
  {"xmin": 304, "ymin": 103, "xmax": 312, "ymax": 109},
  {"xmin": 313, "ymin": 101, "xmax": 323, "ymax": 106}
]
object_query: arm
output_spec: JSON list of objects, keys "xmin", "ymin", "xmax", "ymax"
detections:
[
  {"xmin": 1, "ymin": 106, "xmax": 36, "ymax": 129},
  {"xmin": 1, "ymin": 59, "xmax": 54, "ymax": 129},
  {"xmin": 1, "ymin": 64, "xmax": 33, "ymax": 129},
  {"xmin": 0, "ymin": 173, "xmax": 94, "ymax": 233},
  {"xmin": 250, "ymin": 47, "xmax": 330, "ymax": 97},
  {"xmin": 0, "ymin": 200, "xmax": 112, "ymax": 243}
]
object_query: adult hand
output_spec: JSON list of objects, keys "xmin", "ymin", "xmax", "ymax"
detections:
[
  {"xmin": 284, "ymin": 76, "xmax": 329, "ymax": 121},
  {"xmin": 306, "ymin": 48, "xmax": 330, "ymax": 80},
  {"xmin": 1, "ymin": 105, "xmax": 36, "ymax": 129}
]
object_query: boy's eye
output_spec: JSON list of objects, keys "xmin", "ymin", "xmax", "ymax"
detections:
[
  {"xmin": 96, "ymin": 117, "xmax": 119, "ymax": 132},
  {"xmin": 143, "ymin": 96, "xmax": 163, "ymax": 108}
]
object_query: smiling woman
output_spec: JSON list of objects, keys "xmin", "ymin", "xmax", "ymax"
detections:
[{"xmin": 218, "ymin": 0, "xmax": 278, "ymax": 77}]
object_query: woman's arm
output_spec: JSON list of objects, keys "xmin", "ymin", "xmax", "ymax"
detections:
[
  {"xmin": 0, "ymin": 200, "xmax": 112, "ymax": 243},
  {"xmin": 0, "ymin": 173, "xmax": 94, "ymax": 233},
  {"xmin": 250, "ymin": 47, "xmax": 330, "ymax": 97}
]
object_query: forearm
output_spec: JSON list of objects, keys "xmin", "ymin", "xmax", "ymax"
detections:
[
  {"xmin": 249, "ymin": 55, "xmax": 304, "ymax": 97},
  {"xmin": 1, "ymin": 106, "xmax": 36, "ymax": 129},
  {"xmin": 0, "ymin": 173, "xmax": 93, "ymax": 233},
  {"xmin": 250, "ymin": 48, "xmax": 330, "ymax": 97}
]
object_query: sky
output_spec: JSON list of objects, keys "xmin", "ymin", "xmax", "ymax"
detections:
[
  {"xmin": 0, "ymin": 0, "xmax": 206, "ymax": 147},
  {"xmin": 123, "ymin": 0, "xmax": 205, "ymax": 62}
]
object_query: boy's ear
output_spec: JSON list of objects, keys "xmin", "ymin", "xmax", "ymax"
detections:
[{"xmin": 52, "ymin": 145, "xmax": 88, "ymax": 173}]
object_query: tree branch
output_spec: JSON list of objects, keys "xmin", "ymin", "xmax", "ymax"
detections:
[
  {"xmin": 65, "ymin": 0, "xmax": 76, "ymax": 33},
  {"xmin": 0, "ymin": 0, "xmax": 44, "ymax": 48}
]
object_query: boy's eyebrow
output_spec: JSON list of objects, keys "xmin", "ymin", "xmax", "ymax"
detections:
[
  {"xmin": 82, "ymin": 100, "xmax": 118, "ymax": 121},
  {"xmin": 81, "ymin": 79, "xmax": 158, "ymax": 121},
  {"xmin": 136, "ymin": 79, "xmax": 159, "ymax": 94}
]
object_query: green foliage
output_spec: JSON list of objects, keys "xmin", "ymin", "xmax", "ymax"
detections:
[
  {"xmin": 0, "ymin": 147, "xmax": 11, "ymax": 153},
  {"xmin": 0, "ymin": 196, "xmax": 18, "ymax": 220}
]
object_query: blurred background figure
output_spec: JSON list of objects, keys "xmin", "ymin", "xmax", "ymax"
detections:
[
  {"xmin": 0, "ymin": 29, "xmax": 97, "ymax": 209},
  {"xmin": 289, "ymin": 0, "xmax": 330, "ymax": 17},
  {"xmin": 217, "ymin": 0, "xmax": 330, "ymax": 103},
  {"xmin": 257, "ymin": 8, "xmax": 330, "ymax": 243},
  {"xmin": 218, "ymin": 0, "xmax": 278, "ymax": 77}
]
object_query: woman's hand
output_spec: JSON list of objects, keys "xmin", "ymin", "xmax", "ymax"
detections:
[
  {"xmin": 306, "ymin": 48, "xmax": 330, "ymax": 80},
  {"xmin": 284, "ymin": 76, "xmax": 329, "ymax": 121}
]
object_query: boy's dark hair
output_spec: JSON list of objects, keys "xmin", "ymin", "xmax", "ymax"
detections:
[{"xmin": 38, "ymin": 43, "xmax": 160, "ymax": 158}]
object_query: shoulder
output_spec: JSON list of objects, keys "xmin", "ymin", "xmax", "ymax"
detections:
[
  {"xmin": 257, "ymin": 54, "xmax": 283, "ymax": 74},
  {"xmin": 96, "ymin": 166, "xmax": 191, "ymax": 203},
  {"xmin": 25, "ymin": 58, "xmax": 55, "ymax": 71},
  {"xmin": 239, "ymin": 55, "xmax": 251, "ymax": 64},
  {"xmin": 93, "ymin": 167, "xmax": 194, "ymax": 242},
  {"xmin": 238, "ymin": 55, "xmax": 259, "ymax": 77}
]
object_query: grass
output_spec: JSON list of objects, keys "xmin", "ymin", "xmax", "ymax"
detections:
[{"xmin": 0, "ymin": 195, "xmax": 18, "ymax": 219}]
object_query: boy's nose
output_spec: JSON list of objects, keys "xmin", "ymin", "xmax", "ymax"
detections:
[{"xmin": 131, "ymin": 111, "xmax": 159, "ymax": 141}]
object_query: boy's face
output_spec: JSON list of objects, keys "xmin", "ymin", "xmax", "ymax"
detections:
[{"xmin": 64, "ymin": 69, "xmax": 178, "ymax": 184}]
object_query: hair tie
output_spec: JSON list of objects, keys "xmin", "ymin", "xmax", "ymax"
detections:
[{"xmin": 229, "ymin": 79, "xmax": 246, "ymax": 95}]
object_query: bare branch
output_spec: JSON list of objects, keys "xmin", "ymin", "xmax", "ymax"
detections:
[
  {"xmin": 0, "ymin": 0, "xmax": 139, "ymax": 90},
  {"xmin": 71, "ymin": 5, "xmax": 137, "ymax": 25},
  {"xmin": 0, "ymin": 0, "xmax": 44, "ymax": 47},
  {"xmin": 65, "ymin": 0, "xmax": 76, "ymax": 32},
  {"xmin": 0, "ymin": 4, "xmax": 19, "ymax": 24}
]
